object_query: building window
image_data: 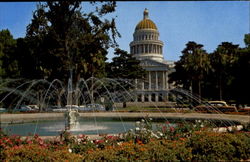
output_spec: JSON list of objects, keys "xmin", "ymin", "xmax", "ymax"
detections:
[
  {"xmin": 144, "ymin": 94, "xmax": 149, "ymax": 102},
  {"xmin": 145, "ymin": 44, "xmax": 148, "ymax": 53},
  {"xmin": 151, "ymin": 93, "xmax": 156, "ymax": 102},
  {"xmin": 159, "ymin": 93, "xmax": 163, "ymax": 102},
  {"xmin": 137, "ymin": 94, "xmax": 142, "ymax": 102}
]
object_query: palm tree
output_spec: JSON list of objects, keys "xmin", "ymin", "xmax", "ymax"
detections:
[
  {"xmin": 181, "ymin": 41, "xmax": 211, "ymax": 100},
  {"xmin": 210, "ymin": 42, "xmax": 239, "ymax": 100}
]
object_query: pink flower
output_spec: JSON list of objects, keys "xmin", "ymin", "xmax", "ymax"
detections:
[
  {"xmin": 27, "ymin": 140, "xmax": 33, "ymax": 144},
  {"xmin": 78, "ymin": 134, "xmax": 85, "ymax": 138},
  {"xmin": 162, "ymin": 126, "xmax": 167, "ymax": 133}
]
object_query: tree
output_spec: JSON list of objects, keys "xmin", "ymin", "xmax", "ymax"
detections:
[
  {"xmin": 26, "ymin": 1, "xmax": 120, "ymax": 83},
  {"xmin": 105, "ymin": 48, "xmax": 146, "ymax": 107},
  {"xmin": 169, "ymin": 41, "xmax": 211, "ymax": 100},
  {"xmin": 107, "ymin": 48, "xmax": 146, "ymax": 79},
  {"xmin": 0, "ymin": 29, "xmax": 19, "ymax": 78},
  {"xmin": 231, "ymin": 34, "xmax": 250, "ymax": 104},
  {"xmin": 244, "ymin": 33, "xmax": 250, "ymax": 48},
  {"xmin": 210, "ymin": 42, "xmax": 239, "ymax": 100}
]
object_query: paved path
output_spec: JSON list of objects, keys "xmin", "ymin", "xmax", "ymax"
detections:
[{"xmin": 1, "ymin": 112, "xmax": 249, "ymax": 125}]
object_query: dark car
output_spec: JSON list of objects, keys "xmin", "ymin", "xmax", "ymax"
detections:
[{"xmin": 195, "ymin": 101, "xmax": 238, "ymax": 113}]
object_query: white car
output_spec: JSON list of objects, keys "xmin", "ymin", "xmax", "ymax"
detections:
[
  {"xmin": 0, "ymin": 108, "xmax": 7, "ymax": 113},
  {"xmin": 65, "ymin": 105, "xmax": 79, "ymax": 109},
  {"xmin": 52, "ymin": 108, "xmax": 68, "ymax": 112},
  {"xmin": 76, "ymin": 105, "xmax": 86, "ymax": 111},
  {"xmin": 86, "ymin": 104, "xmax": 105, "ymax": 111}
]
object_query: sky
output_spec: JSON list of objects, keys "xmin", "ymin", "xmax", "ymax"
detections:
[{"xmin": 0, "ymin": 1, "xmax": 249, "ymax": 62}]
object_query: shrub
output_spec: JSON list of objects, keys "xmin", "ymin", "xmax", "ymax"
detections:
[
  {"xmin": 3, "ymin": 144, "xmax": 82, "ymax": 161},
  {"xmin": 81, "ymin": 139, "xmax": 192, "ymax": 161},
  {"xmin": 188, "ymin": 131, "xmax": 250, "ymax": 161}
]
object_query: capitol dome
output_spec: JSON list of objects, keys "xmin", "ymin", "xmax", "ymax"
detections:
[
  {"xmin": 130, "ymin": 8, "xmax": 164, "ymax": 62},
  {"xmin": 135, "ymin": 8, "xmax": 158, "ymax": 30}
]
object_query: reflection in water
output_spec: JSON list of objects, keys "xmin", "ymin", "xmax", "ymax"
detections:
[{"xmin": 2, "ymin": 118, "xmax": 135, "ymax": 136}]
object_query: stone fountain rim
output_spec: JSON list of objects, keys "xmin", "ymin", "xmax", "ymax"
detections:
[{"xmin": 1, "ymin": 112, "xmax": 249, "ymax": 126}]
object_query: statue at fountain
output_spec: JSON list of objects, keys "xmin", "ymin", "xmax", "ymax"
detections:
[
  {"xmin": 64, "ymin": 70, "xmax": 80, "ymax": 131},
  {"xmin": 64, "ymin": 108, "xmax": 79, "ymax": 130}
]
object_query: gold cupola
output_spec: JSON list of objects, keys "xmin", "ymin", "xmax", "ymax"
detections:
[{"xmin": 135, "ymin": 8, "xmax": 158, "ymax": 30}]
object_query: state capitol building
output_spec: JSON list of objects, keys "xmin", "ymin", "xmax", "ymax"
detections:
[{"xmin": 130, "ymin": 9, "xmax": 175, "ymax": 103}]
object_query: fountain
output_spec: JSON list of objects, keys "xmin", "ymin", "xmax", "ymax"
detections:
[
  {"xmin": 64, "ymin": 70, "xmax": 80, "ymax": 130},
  {"xmin": 0, "ymin": 76, "xmax": 248, "ymax": 136}
]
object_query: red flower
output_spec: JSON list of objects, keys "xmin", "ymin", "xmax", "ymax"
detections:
[
  {"xmin": 170, "ymin": 126, "xmax": 175, "ymax": 132},
  {"xmin": 94, "ymin": 139, "xmax": 104, "ymax": 144},
  {"xmin": 162, "ymin": 126, "xmax": 167, "ymax": 133}
]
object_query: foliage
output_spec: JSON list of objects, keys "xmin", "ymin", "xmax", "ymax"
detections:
[
  {"xmin": 122, "ymin": 118, "xmax": 154, "ymax": 144},
  {"xmin": 188, "ymin": 131, "xmax": 250, "ymax": 161},
  {"xmin": 82, "ymin": 139, "xmax": 192, "ymax": 161},
  {"xmin": 169, "ymin": 41, "xmax": 211, "ymax": 98},
  {"xmin": 0, "ymin": 29, "xmax": 19, "ymax": 78},
  {"xmin": 157, "ymin": 120, "xmax": 211, "ymax": 140},
  {"xmin": 209, "ymin": 42, "xmax": 239, "ymax": 101},
  {"xmin": 105, "ymin": 48, "xmax": 146, "ymax": 103},
  {"xmin": 3, "ymin": 144, "xmax": 82, "ymax": 161},
  {"xmin": 169, "ymin": 36, "xmax": 250, "ymax": 105},
  {"xmin": 1, "ymin": 122, "xmax": 250, "ymax": 161},
  {"xmin": 24, "ymin": 1, "xmax": 120, "ymax": 83},
  {"xmin": 107, "ymin": 48, "xmax": 146, "ymax": 80}
]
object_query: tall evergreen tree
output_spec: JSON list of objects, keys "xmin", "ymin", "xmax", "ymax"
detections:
[
  {"xmin": 107, "ymin": 48, "xmax": 146, "ymax": 79},
  {"xmin": 0, "ymin": 29, "xmax": 19, "ymax": 78},
  {"xmin": 26, "ymin": 1, "xmax": 120, "ymax": 83}
]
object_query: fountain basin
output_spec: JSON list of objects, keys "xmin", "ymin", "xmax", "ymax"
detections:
[{"xmin": 1, "ymin": 112, "xmax": 249, "ymax": 136}]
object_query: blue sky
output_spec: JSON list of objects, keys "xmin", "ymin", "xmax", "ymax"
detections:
[{"xmin": 0, "ymin": 1, "xmax": 249, "ymax": 61}]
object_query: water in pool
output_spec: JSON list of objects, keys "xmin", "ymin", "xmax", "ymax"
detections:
[{"xmin": 1, "ymin": 117, "xmax": 136, "ymax": 136}]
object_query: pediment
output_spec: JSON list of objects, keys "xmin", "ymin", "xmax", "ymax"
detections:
[{"xmin": 140, "ymin": 59, "xmax": 168, "ymax": 67}]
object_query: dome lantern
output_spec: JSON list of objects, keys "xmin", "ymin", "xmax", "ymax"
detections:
[{"xmin": 143, "ymin": 8, "xmax": 149, "ymax": 19}]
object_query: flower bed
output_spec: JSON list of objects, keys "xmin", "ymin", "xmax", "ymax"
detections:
[{"xmin": 1, "ymin": 119, "xmax": 250, "ymax": 161}]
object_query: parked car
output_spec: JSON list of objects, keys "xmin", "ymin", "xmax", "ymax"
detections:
[
  {"xmin": 65, "ymin": 105, "xmax": 79, "ymax": 109},
  {"xmin": 28, "ymin": 105, "xmax": 39, "ymax": 110},
  {"xmin": 52, "ymin": 108, "xmax": 68, "ymax": 112},
  {"xmin": 85, "ymin": 104, "xmax": 105, "ymax": 111},
  {"xmin": 14, "ymin": 105, "xmax": 38, "ymax": 112},
  {"xmin": 0, "ymin": 108, "xmax": 7, "ymax": 113},
  {"xmin": 76, "ymin": 105, "xmax": 86, "ymax": 111},
  {"xmin": 195, "ymin": 101, "xmax": 237, "ymax": 113},
  {"xmin": 238, "ymin": 104, "xmax": 250, "ymax": 113}
]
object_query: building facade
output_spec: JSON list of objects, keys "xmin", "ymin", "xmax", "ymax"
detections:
[{"xmin": 130, "ymin": 8, "xmax": 175, "ymax": 102}]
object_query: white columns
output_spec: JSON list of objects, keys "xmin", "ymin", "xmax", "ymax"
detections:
[
  {"xmin": 156, "ymin": 71, "xmax": 158, "ymax": 90},
  {"xmin": 149, "ymin": 71, "xmax": 151, "ymax": 90},
  {"xmin": 166, "ymin": 72, "xmax": 169, "ymax": 90},
  {"xmin": 156, "ymin": 93, "xmax": 159, "ymax": 102},
  {"xmin": 163, "ymin": 72, "xmax": 166, "ymax": 89}
]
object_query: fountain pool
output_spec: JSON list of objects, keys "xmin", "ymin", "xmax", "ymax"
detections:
[{"xmin": 1, "ymin": 117, "xmax": 137, "ymax": 136}]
